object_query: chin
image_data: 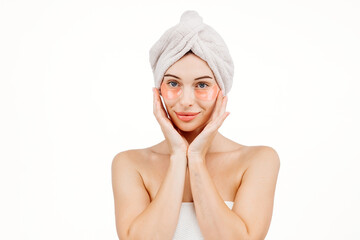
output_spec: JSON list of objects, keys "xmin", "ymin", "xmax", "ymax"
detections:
[{"xmin": 176, "ymin": 124, "xmax": 199, "ymax": 132}]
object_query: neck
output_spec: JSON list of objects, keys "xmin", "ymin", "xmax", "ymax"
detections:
[{"xmin": 178, "ymin": 126, "xmax": 205, "ymax": 145}]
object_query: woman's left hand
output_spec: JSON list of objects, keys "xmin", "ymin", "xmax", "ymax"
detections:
[{"xmin": 187, "ymin": 90, "xmax": 230, "ymax": 160}]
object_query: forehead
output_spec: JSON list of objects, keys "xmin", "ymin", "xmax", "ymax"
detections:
[{"xmin": 164, "ymin": 54, "xmax": 216, "ymax": 81}]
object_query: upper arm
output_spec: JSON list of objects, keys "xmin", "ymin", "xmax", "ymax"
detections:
[
  {"xmin": 232, "ymin": 146, "xmax": 281, "ymax": 240},
  {"xmin": 111, "ymin": 151, "xmax": 151, "ymax": 239}
]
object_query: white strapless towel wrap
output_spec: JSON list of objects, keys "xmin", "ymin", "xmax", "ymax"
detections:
[
  {"xmin": 172, "ymin": 201, "xmax": 234, "ymax": 240},
  {"xmin": 149, "ymin": 10, "xmax": 234, "ymax": 96}
]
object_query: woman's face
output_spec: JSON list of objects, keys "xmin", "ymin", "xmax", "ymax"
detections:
[{"xmin": 160, "ymin": 53, "xmax": 220, "ymax": 132}]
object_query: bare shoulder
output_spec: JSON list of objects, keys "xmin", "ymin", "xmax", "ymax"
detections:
[
  {"xmin": 254, "ymin": 145, "xmax": 280, "ymax": 163},
  {"xmin": 245, "ymin": 145, "xmax": 281, "ymax": 172},
  {"xmin": 227, "ymin": 143, "xmax": 280, "ymax": 173},
  {"xmin": 112, "ymin": 148, "xmax": 149, "ymax": 171}
]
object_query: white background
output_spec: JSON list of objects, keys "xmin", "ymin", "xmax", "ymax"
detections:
[{"xmin": 1, "ymin": 0, "xmax": 359, "ymax": 239}]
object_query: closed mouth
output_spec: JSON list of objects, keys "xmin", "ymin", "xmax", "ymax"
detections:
[
  {"xmin": 175, "ymin": 112, "xmax": 200, "ymax": 116},
  {"xmin": 175, "ymin": 112, "xmax": 200, "ymax": 122}
]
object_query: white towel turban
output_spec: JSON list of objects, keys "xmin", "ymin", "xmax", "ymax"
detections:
[{"xmin": 149, "ymin": 10, "xmax": 234, "ymax": 96}]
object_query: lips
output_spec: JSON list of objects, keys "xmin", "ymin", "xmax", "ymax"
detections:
[
  {"xmin": 175, "ymin": 112, "xmax": 200, "ymax": 116},
  {"xmin": 175, "ymin": 112, "xmax": 200, "ymax": 122}
]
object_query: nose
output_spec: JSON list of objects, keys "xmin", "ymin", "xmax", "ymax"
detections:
[{"xmin": 179, "ymin": 87, "xmax": 195, "ymax": 107}]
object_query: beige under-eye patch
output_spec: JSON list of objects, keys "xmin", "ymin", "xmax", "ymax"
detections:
[
  {"xmin": 160, "ymin": 81, "xmax": 182, "ymax": 100},
  {"xmin": 195, "ymin": 84, "xmax": 219, "ymax": 101}
]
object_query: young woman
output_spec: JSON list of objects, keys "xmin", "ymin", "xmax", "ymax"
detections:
[{"xmin": 112, "ymin": 10, "xmax": 280, "ymax": 240}]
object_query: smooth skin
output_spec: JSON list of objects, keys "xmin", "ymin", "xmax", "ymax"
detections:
[{"xmin": 111, "ymin": 52, "xmax": 280, "ymax": 240}]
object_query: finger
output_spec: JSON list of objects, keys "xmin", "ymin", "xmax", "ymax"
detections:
[
  {"xmin": 153, "ymin": 89, "xmax": 162, "ymax": 122},
  {"xmin": 153, "ymin": 88, "xmax": 158, "ymax": 116},
  {"xmin": 211, "ymin": 94, "xmax": 229, "ymax": 126},
  {"xmin": 154, "ymin": 88, "xmax": 168, "ymax": 119},
  {"xmin": 219, "ymin": 111, "xmax": 230, "ymax": 127},
  {"xmin": 211, "ymin": 110, "xmax": 230, "ymax": 131},
  {"xmin": 153, "ymin": 88, "xmax": 167, "ymax": 123},
  {"xmin": 208, "ymin": 89, "xmax": 222, "ymax": 123},
  {"xmin": 213, "ymin": 89, "xmax": 223, "ymax": 117},
  {"xmin": 211, "ymin": 90, "xmax": 226, "ymax": 123},
  {"xmin": 154, "ymin": 89, "xmax": 175, "ymax": 131},
  {"xmin": 159, "ymin": 96, "xmax": 169, "ymax": 119},
  {"xmin": 218, "ymin": 95, "xmax": 228, "ymax": 119}
]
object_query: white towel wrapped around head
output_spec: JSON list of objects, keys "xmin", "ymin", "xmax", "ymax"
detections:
[{"xmin": 149, "ymin": 10, "xmax": 234, "ymax": 96}]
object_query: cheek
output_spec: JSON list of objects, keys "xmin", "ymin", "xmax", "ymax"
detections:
[
  {"xmin": 195, "ymin": 84, "xmax": 219, "ymax": 101},
  {"xmin": 160, "ymin": 83, "xmax": 182, "ymax": 100}
]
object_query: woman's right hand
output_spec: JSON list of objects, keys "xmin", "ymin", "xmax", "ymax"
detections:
[{"xmin": 152, "ymin": 87, "xmax": 189, "ymax": 157}]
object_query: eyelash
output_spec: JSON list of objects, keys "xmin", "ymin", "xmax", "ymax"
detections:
[{"xmin": 167, "ymin": 81, "xmax": 209, "ymax": 89}]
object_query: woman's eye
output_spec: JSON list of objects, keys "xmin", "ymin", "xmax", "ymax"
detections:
[
  {"xmin": 168, "ymin": 81, "xmax": 178, "ymax": 87},
  {"xmin": 197, "ymin": 82, "xmax": 209, "ymax": 89}
]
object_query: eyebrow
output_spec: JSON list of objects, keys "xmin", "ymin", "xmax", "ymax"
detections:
[{"xmin": 164, "ymin": 74, "xmax": 213, "ymax": 81}]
